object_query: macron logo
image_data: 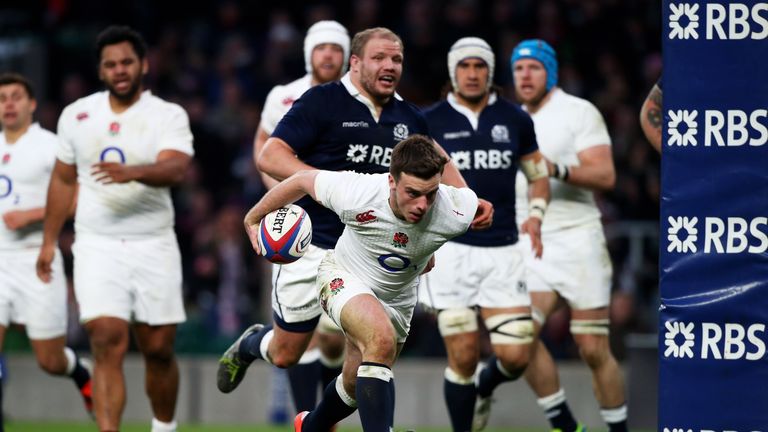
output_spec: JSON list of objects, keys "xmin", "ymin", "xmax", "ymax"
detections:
[{"xmin": 343, "ymin": 121, "xmax": 370, "ymax": 128}]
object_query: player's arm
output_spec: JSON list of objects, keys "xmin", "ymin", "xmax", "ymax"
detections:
[
  {"xmin": 640, "ymin": 83, "xmax": 663, "ymax": 153},
  {"xmin": 519, "ymin": 150, "xmax": 550, "ymax": 258},
  {"xmin": 547, "ymin": 145, "xmax": 615, "ymax": 191},
  {"xmin": 432, "ymin": 139, "xmax": 494, "ymax": 230},
  {"xmin": 90, "ymin": 149, "xmax": 191, "ymax": 187},
  {"xmin": 243, "ymin": 169, "xmax": 319, "ymax": 254},
  {"xmin": 3, "ymin": 207, "xmax": 44, "ymax": 231},
  {"xmin": 257, "ymin": 137, "xmax": 317, "ymax": 182},
  {"xmin": 253, "ymin": 126, "xmax": 280, "ymax": 190},
  {"xmin": 37, "ymin": 160, "xmax": 77, "ymax": 282}
]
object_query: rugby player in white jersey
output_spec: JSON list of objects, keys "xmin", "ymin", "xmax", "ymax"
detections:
[
  {"xmin": 244, "ymin": 135, "xmax": 478, "ymax": 432},
  {"xmin": 253, "ymin": 20, "xmax": 350, "ymax": 413},
  {"xmin": 36, "ymin": 26, "xmax": 193, "ymax": 432},
  {"xmin": 511, "ymin": 40, "xmax": 626, "ymax": 432},
  {"xmin": 0, "ymin": 72, "xmax": 93, "ymax": 426}
]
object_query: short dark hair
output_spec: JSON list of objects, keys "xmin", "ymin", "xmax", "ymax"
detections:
[
  {"xmin": 0, "ymin": 72, "xmax": 35, "ymax": 99},
  {"xmin": 351, "ymin": 27, "xmax": 403, "ymax": 58},
  {"xmin": 390, "ymin": 134, "xmax": 448, "ymax": 181},
  {"xmin": 95, "ymin": 25, "xmax": 148, "ymax": 61}
]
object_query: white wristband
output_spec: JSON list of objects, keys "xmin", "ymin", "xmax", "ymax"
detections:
[{"xmin": 528, "ymin": 197, "xmax": 548, "ymax": 221}]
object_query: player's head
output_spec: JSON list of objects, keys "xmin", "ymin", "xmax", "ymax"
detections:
[
  {"xmin": 511, "ymin": 39, "xmax": 558, "ymax": 105},
  {"xmin": 96, "ymin": 25, "xmax": 149, "ymax": 103},
  {"xmin": 448, "ymin": 37, "xmax": 495, "ymax": 102},
  {"xmin": 350, "ymin": 27, "xmax": 403, "ymax": 104},
  {"xmin": 0, "ymin": 72, "xmax": 36, "ymax": 132},
  {"xmin": 389, "ymin": 134, "xmax": 447, "ymax": 223},
  {"xmin": 304, "ymin": 20, "xmax": 350, "ymax": 84}
]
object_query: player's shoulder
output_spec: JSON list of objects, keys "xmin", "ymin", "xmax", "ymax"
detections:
[
  {"xmin": 553, "ymin": 88, "xmax": 599, "ymax": 113},
  {"xmin": 493, "ymin": 95, "xmax": 530, "ymax": 119},
  {"xmin": 30, "ymin": 123, "xmax": 58, "ymax": 143},
  {"xmin": 423, "ymin": 100, "xmax": 451, "ymax": 118},
  {"xmin": 60, "ymin": 91, "xmax": 104, "ymax": 119},
  {"xmin": 266, "ymin": 75, "xmax": 312, "ymax": 103},
  {"xmin": 143, "ymin": 92, "xmax": 188, "ymax": 117}
]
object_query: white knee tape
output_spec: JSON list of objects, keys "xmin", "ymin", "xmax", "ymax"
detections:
[
  {"xmin": 444, "ymin": 367, "xmax": 475, "ymax": 385},
  {"xmin": 437, "ymin": 308, "xmax": 478, "ymax": 336},
  {"xmin": 570, "ymin": 319, "xmax": 610, "ymax": 335},
  {"xmin": 484, "ymin": 313, "xmax": 534, "ymax": 345},
  {"xmin": 531, "ymin": 307, "xmax": 546, "ymax": 326},
  {"xmin": 335, "ymin": 375, "xmax": 358, "ymax": 408}
]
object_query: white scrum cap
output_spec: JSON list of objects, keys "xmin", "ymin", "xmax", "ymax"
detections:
[
  {"xmin": 304, "ymin": 20, "xmax": 350, "ymax": 74},
  {"xmin": 447, "ymin": 37, "xmax": 495, "ymax": 91}
]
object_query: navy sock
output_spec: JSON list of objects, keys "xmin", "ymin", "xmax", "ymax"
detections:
[
  {"xmin": 0, "ymin": 369, "xmax": 4, "ymax": 432},
  {"xmin": 303, "ymin": 377, "xmax": 357, "ymax": 431},
  {"xmin": 356, "ymin": 362, "xmax": 394, "ymax": 432},
  {"xmin": 70, "ymin": 356, "xmax": 91, "ymax": 389},
  {"xmin": 444, "ymin": 378, "xmax": 476, "ymax": 432},
  {"xmin": 608, "ymin": 420, "xmax": 628, "ymax": 432},
  {"xmin": 320, "ymin": 362, "xmax": 343, "ymax": 390},
  {"xmin": 287, "ymin": 361, "xmax": 321, "ymax": 412},
  {"xmin": 238, "ymin": 325, "xmax": 273, "ymax": 363},
  {"xmin": 546, "ymin": 401, "xmax": 578, "ymax": 431},
  {"xmin": 477, "ymin": 355, "xmax": 518, "ymax": 398}
]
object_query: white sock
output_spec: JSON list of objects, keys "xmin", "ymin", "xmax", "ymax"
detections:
[
  {"xmin": 259, "ymin": 329, "xmax": 275, "ymax": 365},
  {"xmin": 64, "ymin": 346, "xmax": 77, "ymax": 375},
  {"xmin": 600, "ymin": 404, "xmax": 628, "ymax": 423},
  {"xmin": 151, "ymin": 417, "xmax": 177, "ymax": 432},
  {"xmin": 298, "ymin": 347, "xmax": 320, "ymax": 364}
]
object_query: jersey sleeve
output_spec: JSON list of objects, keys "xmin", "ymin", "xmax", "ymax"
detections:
[
  {"xmin": 271, "ymin": 86, "xmax": 326, "ymax": 154},
  {"xmin": 574, "ymin": 102, "xmax": 612, "ymax": 152},
  {"xmin": 259, "ymin": 86, "xmax": 284, "ymax": 136},
  {"xmin": 157, "ymin": 104, "xmax": 195, "ymax": 156},
  {"xmin": 518, "ymin": 111, "xmax": 539, "ymax": 156},
  {"xmin": 314, "ymin": 171, "xmax": 380, "ymax": 216},
  {"xmin": 55, "ymin": 108, "xmax": 77, "ymax": 165},
  {"xmin": 441, "ymin": 185, "xmax": 479, "ymax": 237}
]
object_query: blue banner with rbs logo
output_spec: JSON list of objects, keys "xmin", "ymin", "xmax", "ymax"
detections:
[{"xmin": 661, "ymin": 1, "xmax": 768, "ymax": 430}]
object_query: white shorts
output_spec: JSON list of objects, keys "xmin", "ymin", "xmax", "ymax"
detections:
[
  {"xmin": 0, "ymin": 248, "xmax": 67, "ymax": 339},
  {"xmin": 72, "ymin": 232, "xmax": 186, "ymax": 325},
  {"xmin": 271, "ymin": 244, "xmax": 329, "ymax": 325},
  {"xmin": 316, "ymin": 251, "xmax": 416, "ymax": 344},
  {"xmin": 420, "ymin": 241, "xmax": 530, "ymax": 310},
  {"xmin": 523, "ymin": 222, "xmax": 613, "ymax": 310}
]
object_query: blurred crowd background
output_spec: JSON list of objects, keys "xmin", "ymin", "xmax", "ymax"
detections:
[{"xmin": 0, "ymin": 0, "xmax": 662, "ymax": 360}]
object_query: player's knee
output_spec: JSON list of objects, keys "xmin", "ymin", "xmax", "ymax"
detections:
[
  {"xmin": 450, "ymin": 350, "xmax": 478, "ymax": 377},
  {"xmin": 496, "ymin": 346, "xmax": 530, "ymax": 372},
  {"xmin": 438, "ymin": 308, "xmax": 478, "ymax": 337},
  {"xmin": 36, "ymin": 352, "xmax": 67, "ymax": 375},
  {"xmin": 142, "ymin": 343, "xmax": 175, "ymax": 366},
  {"xmin": 364, "ymin": 332, "xmax": 397, "ymax": 363},
  {"xmin": 318, "ymin": 332, "xmax": 346, "ymax": 359},
  {"xmin": 485, "ymin": 313, "xmax": 534, "ymax": 346}
]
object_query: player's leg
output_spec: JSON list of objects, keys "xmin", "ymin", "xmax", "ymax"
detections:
[
  {"xmin": 299, "ymin": 338, "xmax": 360, "ymax": 431},
  {"xmin": 23, "ymin": 247, "xmax": 92, "ymax": 414},
  {"xmin": 474, "ymin": 306, "xmax": 533, "ymax": 431},
  {"xmin": 84, "ymin": 317, "xmax": 131, "ymax": 432},
  {"xmin": 524, "ymin": 291, "xmax": 581, "ymax": 432},
  {"xmin": 421, "ymin": 242, "xmax": 481, "ymax": 432},
  {"xmin": 132, "ymin": 323, "xmax": 179, "ymax": 431},
  {"xmin": 28, "ymin": 337, "xmax": 92, "ymax": 413},
  {"xmin": 571, "ymin": 307, "xmax": 627, "ymax": 432},
  {"xmin": 439, "ymin": 310, "xmax": 480, "ymax": 432},
  {"xmin": 317, "ymin": 313, "xmax": 345, "ymax": 389}
]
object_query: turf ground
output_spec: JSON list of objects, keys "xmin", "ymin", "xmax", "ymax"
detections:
[{"xmin": 4, "ymin": 423, "xmax": 542, "ymax": 432}]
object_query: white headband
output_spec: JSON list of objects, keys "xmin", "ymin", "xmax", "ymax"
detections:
[
  {"xmin": 447, "ymin": 37, "xmax": 495, "ymax": 91},
  {"xmin": 304, "ymin": 20, "xmax": 350, "ymax": 74}
]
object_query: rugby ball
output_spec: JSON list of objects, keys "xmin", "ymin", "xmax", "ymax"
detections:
[{"xmin": 258, "ymin": 204, "xmax": 312, "ymax": 264}]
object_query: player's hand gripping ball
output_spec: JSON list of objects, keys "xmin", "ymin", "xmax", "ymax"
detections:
[{"xmin": 257, "ymin": 204, "xmax": 312, "ymax": 264}]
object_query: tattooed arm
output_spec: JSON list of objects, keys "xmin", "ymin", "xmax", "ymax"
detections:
[{"xmin": 640, "ymin": 83, "xmax": 663, "ymax": 153}]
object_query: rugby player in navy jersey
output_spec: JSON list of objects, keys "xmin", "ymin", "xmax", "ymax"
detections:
[
  {"xmin": 217, "ymin": 27, "xmax": 493, "ymax": 406},
  {"xmin": 420, "ymin": 37, "xmax": 550, "ymax": 432},
  {"xmin": 253, "ymin": 20, "xmax": 351, "ymax": 415}
]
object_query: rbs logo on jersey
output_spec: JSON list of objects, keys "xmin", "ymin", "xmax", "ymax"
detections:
[
  {"xmin": 664, "ymin": 320, "xmax": 767, "ymax": 361},
  {"xmin": 669, "ymin": 2, "xmax": 768, "ymax": 40}
]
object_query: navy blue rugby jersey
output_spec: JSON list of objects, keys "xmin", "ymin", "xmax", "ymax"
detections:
[
  {"xmin": 424, "ymin": 95, "xmax": 537, "ymax": 246},
  {"xmin": 272, "ymin": 77, "xmax": 429, "ymax": 249}
]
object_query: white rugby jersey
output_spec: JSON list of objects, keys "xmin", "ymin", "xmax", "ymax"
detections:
[
  {"xmin": 314, "ymin": 171, "xmax": 477, "ymax": 302},
  {"xmin": 259, "ymin": 74, "xmax": 313, "ymax": 135},
  {"xmin": 515, "ymin": 88, "xmax": 611, "ymax": 232},
  {"xmin": 57, "ymin": 91, "xmax": 194, "ymax": 237},
  {"xmin": 0, "ymin": 124, "xmax": 58, "ymax": 250}
]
